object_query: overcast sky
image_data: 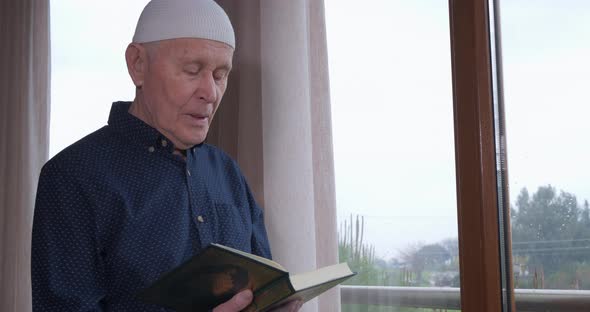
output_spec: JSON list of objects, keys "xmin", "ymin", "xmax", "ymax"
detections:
[
  {"xmin": 325, "ymin": 0, "xmax": 590, "ymax": 259},
  {"xmin": 51, "ymin": 0, "xmax": 590, "ymax": 260}
]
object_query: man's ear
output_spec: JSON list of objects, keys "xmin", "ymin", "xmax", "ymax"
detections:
[{"xmin": 125, "ymin": 43, "xmax": 148, "ymax": 88}]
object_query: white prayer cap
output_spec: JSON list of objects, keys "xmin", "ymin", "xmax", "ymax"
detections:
[{"xmin": 132, "ymin": 0, "xmax": 235, "ymax": 48}]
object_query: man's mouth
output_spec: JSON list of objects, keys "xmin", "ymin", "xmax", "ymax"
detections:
[
  {"xmin": 187, "ymin": 113, "xmax": 210, "ymax": 125},
  {"xmin": 189, "ymin": 114, "xmax": 209, "ymax": 120}
]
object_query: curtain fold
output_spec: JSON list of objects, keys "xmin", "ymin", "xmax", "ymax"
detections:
[
  {"xmin": 211, "ymin": 1, "xmax": 339, "ymax": 311},
  {"xmin": 0, "ymin": 1, "xmax": 51, "ymax": 311}
]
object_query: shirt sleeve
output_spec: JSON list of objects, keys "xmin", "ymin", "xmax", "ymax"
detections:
[
  {"xmin": 31, "ymin": 162, "xmax": 106, "ymax": 311},
  {"xmin": 243, "ymin": 177, "xmax": 272, "ymax": 260}
]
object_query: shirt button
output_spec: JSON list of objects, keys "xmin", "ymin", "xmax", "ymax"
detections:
[
  {"xmin": 187, "ymin": 169, "xmax": 191, "ymax": 176},
  {"xmin": 161, "ymin": 140, "xmax": 167, "ymax": 147},
  {"xmin": 148, "ymin": 146, "xmax": 155, "ymax": 153},
  {"xmin": 197, "ymin": 215, "xmax": 204, "ymax": 223}
]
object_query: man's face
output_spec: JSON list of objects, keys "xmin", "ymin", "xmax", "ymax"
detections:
[{"xmin": 140, "ymin": 38, "xmax": 233, "ymax": 149}]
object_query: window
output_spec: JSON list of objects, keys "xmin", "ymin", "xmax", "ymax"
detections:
[
  {"xmin": 325, "ymin": 1, "xmax": 460, "ymax": 310},
  {"xmin": 327, "ymin": 0, "xmax": 590, "ymax": 310},
  {"xmin": 501, "ymin": 0, "xmax": 590, "ymax": 296},
  {"xmin": 50, "ymin": 0, "xmax": 147, "ymax": 156}
]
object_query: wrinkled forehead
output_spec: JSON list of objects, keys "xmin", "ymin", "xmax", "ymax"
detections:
[{"xmin": 149, "ymin": 38, "xmax": 234, "ymax": 67}]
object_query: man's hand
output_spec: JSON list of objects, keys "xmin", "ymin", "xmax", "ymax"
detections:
[
  {"xmin": 213, "ymin": 290, "xmax": 253, "ymax": 312},
  {"xmin": 213, "ymin": 289, "xmax": 303, "ymax": 312}
]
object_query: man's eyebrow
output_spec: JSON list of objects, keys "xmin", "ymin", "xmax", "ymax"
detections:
[
  {"xmin": 181, "ymin": 59, "xmax": 202, "ymax": 66},
  {"xmin": 181, "ymin": 59, "xmax": 232, "ymax": 71},
  {"xmin": 216, "ymin": 64, "xmax": 232, "ymax": 72}
]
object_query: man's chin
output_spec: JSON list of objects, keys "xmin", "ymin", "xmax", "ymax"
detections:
[
  {"xmin": 183, "ymin": 135, "xmax": 207, "ymax": 148},
  {"xmin": 173, "ymin": 129, "xmax": 207, "ymax": 148}
]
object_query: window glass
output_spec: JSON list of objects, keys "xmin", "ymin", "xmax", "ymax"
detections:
[
  {"xmin": 50, "ymin": 0, "xmax": 148, "ymax": 156},
  {"xmin": 325, "ymin": 1, "xmax": 460, "ymax": 310},
  {"xmin": 501, "ymin": 1, "xmax": 590, "ymax": 291}
]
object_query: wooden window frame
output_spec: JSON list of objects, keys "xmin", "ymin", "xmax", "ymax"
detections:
[{"xmin": 448, "ymin": 0, "xmax": 516, "ymax": 311}]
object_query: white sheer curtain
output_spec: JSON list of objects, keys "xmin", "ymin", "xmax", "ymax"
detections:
[
  {"xmin": 210, "ymin": 1, "xmax": 340, "ymax": 311},
  {"xmin": 0, "ymin": 1, "xmax": 51, "ymax": 311}
]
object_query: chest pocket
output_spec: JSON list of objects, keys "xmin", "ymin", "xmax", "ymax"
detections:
[{"xmin": 212, "ymin": 202, "xmax": 253, "ymax": 252}]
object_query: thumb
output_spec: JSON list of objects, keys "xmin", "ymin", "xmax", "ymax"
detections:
[{"xmin": 213, "ymin": 289, "xmax": 253, "ymax": 312}]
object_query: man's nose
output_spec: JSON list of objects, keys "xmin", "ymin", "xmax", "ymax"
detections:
[{"xmin": 196, "ymin": 73, "xmax": 217, "ymax": 103}]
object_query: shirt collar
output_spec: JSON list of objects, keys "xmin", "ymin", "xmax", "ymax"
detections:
[
  {"xmin": 107, "ymin": 101, "xmax": 205, "ymax": 155},
  {"xmin": 107, "ymin": 101, "xmax": 176, "ymax": 153}
]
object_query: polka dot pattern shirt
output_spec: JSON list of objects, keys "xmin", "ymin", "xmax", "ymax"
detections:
[{"xmin": 31, "ymin": 101, "xmax": 272, "ymax": 311}]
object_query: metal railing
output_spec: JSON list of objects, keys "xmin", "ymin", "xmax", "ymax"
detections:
[{"xmin": 341, "ymin": 286, "xmax": 590, "ymax": 311}]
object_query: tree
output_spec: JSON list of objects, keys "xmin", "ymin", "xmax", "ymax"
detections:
[
  {"xmin": 511, "ymin": 185, "xmax": 584, "ymax": 275},
  {"xmin": 572, "ymin": 200, "xmax": 590, "ymax": 263},
  {"xmin": 398, "ymin": 242, "xmax": 425, "ymax": 284},
  {"xmin": 339, "ymin": 215, "xmax": 389, "ymax": 287},
  {"xmin": 440, "ymin": 238, "xmax": 460, "ymax": 269},
  {"xmin": 416, "ymin": 243, "xmax": 451, "ymax": 270}
]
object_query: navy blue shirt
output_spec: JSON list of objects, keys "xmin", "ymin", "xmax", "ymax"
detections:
[{"xmin": 31, "ymin": 101, "xmax": 272, "ymax": 311}]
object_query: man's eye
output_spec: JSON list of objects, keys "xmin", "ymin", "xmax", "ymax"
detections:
[
  {"xmin": 214, "ymin": 71, "xmax": 228, "ymax": 81},
  {"xmin": 184, "ymin": 67, "xmax": 199, "ymax": 75}
]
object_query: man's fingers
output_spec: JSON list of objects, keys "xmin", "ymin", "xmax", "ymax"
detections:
[{"xmin": 212, "ymin": 289, "xmax": 253, "ymax": 312}]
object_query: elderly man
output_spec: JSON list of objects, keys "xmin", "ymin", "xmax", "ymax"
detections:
[{"xmin": 31, "ymin": 1, "xmax": 300, "ymax": 311}]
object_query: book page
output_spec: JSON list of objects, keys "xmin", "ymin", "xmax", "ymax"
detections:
[
  {"xmin": 212, "ymin": 243, "xmax": 286, "ymax": 271},
  {"xmin": 263, "ymin": 270, "xmax": 355, "ymax": 311},
  {"xmin": 289, "ymin": 263, "xmax": 353, "ymax": 291}
]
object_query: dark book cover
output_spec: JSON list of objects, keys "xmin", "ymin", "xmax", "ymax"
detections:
[{"xmin": 137, "ymin": 244, "xmax": 354, "ymax": 312}]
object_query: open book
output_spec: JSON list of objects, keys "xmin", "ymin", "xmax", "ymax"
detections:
[{"xmin": 137, "ymin": 243, "xmax": 355, "ymax": 312}]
